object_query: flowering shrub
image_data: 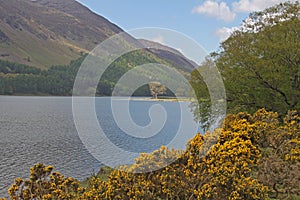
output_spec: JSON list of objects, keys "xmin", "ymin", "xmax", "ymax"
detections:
[
  {"xmin": 2, "ymin": 109, "xmax": 299, "ymax": 199},
  {"xmin": 3, "ymin": 163, "xmax": 85, "ymax": 200}
]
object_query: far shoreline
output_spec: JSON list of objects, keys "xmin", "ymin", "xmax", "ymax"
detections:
[{"xmin": 0, "ymin": 95, "xmax": 193, "ymax": 102}]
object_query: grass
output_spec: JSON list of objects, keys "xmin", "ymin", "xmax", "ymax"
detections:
[{"xmin": 80, "ymin": 166, "xmax": 113, "ymax": 188}]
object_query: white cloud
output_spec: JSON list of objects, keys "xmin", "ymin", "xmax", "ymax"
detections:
[
  {"xmin": 192, "ymin": 0, "xmax": 236, "ymax": 22},
  {"xmin": 151, "ymin": 35, "xmax": 165, "ymax": 44},
  {"xmin": 232, "ymin": 0, "xmax": 297, "ymax": 13},
  {"xmin": 215, "ymin": 26, "xmax": 239, "ymax": 42}
]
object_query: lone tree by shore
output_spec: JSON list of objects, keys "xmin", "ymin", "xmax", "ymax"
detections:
[{"xmin": 149, "ymin": 82, "xmax": 166, "ymax": 99}]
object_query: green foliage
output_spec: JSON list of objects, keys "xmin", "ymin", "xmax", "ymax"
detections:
[
  {"xmin": 0, "ymin": 48, "xmax": 189, "ymax": 96},
  {"xmin": 189, "ymin": 58, "xmax": 218, "ymax": 131},
  {"xmin": 0, "ymin": 57, "xmax": 83, "ymax": 95},
  {"xmin": 190, "ymin": 2, "xmax": 300, "ymax": 126},
  {"xmin": 218, "ymin": 1, "xmax": 300, "ymax": 116},
  {"xmin": 0, "ymin": 60, "xmax": 41, "ymax": 75}
]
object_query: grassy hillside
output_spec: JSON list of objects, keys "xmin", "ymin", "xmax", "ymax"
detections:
[
  {"xmin": 0, "ymin": 0, "xmax": 196, "ymax": 73},
  {"xmin": 0, "ymin": 0, "xmax": 123, "ymax": 68}
]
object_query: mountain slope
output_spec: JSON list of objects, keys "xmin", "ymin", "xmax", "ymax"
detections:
[
  {"xmin": 0, "ymin": 0, "xmax": 196, "ymax": 74},
  {"xmin": 0, "ymin": 0, "xmax": 198, "ymax": 96},
  {"xmin": 0, "ymin": 0, "xmax": 123, "ymax": 68},
  {"xmin": 139, "ymin": 39, "xmax": 197, "ymax": 73}
]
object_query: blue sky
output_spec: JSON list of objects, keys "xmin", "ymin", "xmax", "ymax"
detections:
[{"xmin": 76, "ymin": 0, "xmax": 293, "ymax": 53}]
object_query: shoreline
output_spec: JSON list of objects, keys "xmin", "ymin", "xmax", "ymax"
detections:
[
  {"xmin": 125, "ymin": 97, "xmax": 192, "ymax": 102},
  {"xmin": 0, "ymin": 95, "xmax": 193, "ymax": 102}
]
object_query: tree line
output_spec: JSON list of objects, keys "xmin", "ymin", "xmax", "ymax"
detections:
[{"xmin": 0, "ymin": 51, "xmax": 177, "ymax": 97}]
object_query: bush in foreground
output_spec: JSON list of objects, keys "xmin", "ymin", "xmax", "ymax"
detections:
[{"xmin": 1, "ymin": 109, "xmax": 300, "ymax": 200}]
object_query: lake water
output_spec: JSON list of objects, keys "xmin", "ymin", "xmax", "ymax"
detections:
[{"xmin": 0, "ymin": 96, "xmax": 199, "ymax": 197}]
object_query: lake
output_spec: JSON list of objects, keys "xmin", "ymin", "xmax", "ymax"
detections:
[{"xmin": 0, "ymin": 96, "xmax": 200, "ymax": 197}]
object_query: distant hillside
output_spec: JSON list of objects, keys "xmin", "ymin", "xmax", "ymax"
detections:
[
  {"xmin": 0, "ymin": 0, "xmax": 123, "ymax": 69},
  {"xmin": 139, "ymin": 39, "xmax": 197, "ymax": 73},
  {"xmin": 0, "ymin": 0, "xmax": 196, "ymax": 73},
  {"xmin": 0, "ymin": 0, "xmax": 198, "ymax": 96}
]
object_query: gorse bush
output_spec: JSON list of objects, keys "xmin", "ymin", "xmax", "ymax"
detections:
[
  {"xmin": 2, "ymin": 109, "xmax": 299, "ymax": 200},
  {"xmin": 2, "ymin": 163, "xmax": 85, "ymax": 200}
]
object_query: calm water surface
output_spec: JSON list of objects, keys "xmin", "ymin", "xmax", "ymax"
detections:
[{"xmin": 0, "ymin": 96, "xmax": 199, "ymax": 196}]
